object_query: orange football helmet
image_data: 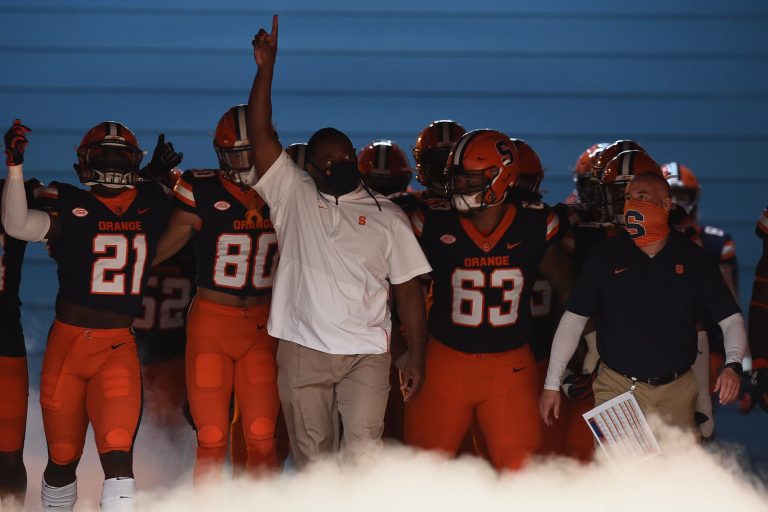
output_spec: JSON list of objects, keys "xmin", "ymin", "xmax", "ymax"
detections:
[
  {"xmin": 572, "ymin": 142, "xmax": 609, "ymax": 206},
  {"xmin": 287, "ymin": 142, "xmax": 308, "ymax": 169},
  {"xmin": 591, "ymin": 139, "xmax": 647, "ymax": 181},
  {"xmin": 413, "ymin": 120, "xmax": 466, "ymax": 197},
  {"xmin": 600, "ymin": 150, "xmax": 663, "ymax": 225},
  {"xmin": 214, "ymin": 104, "xmax": 254, "ymax": 185},
  {"xmin": 358, "ymin": 139, "xmax": 412, "ymax": 196},
  {"xmin": 509, "ymin": 138, "xmax": 544, "ymax": 198},
  {"xmin": 75, "ymin": 121, "xmax": 143, "ymax": 187},
  {"xmin": 446, "ymin": 129, "xmax": 519, "ymax": 212},
  {"xmin": 662, "ymin": 162, "xmax": 701, "ymax": 219}
]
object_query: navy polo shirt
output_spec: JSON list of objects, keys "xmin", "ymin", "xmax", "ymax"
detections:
[{"xmin": 566, "ymin": 231, "xmax": 740, "ymax": 378}]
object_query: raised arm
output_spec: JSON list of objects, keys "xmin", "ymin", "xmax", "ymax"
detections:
[
  {"xmin": 3, "ymin": 120, "xmax": 59, "ymax": 242},
  {"xmin": 247, "ymin": 15, "xmax": 284, "ymax": 178},
  {"xmin": 152, "ymin": 208, "xmax": 199, "ymax": 266}
]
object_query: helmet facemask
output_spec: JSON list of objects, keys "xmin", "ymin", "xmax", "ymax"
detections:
[
  {"xmin": 448, "ymin": 165, "xmax": 506, "ymax": 213},
  {"xmin": 602, "ymin": 179, "xmax": 630, "ymax": 225},
  {"xmin": 76, "ymin": 141, "xmax": 143, "ymax": 188},
  {"xmin": 215, "ymin": 142, "xmax": 256, "ymax": 187}
]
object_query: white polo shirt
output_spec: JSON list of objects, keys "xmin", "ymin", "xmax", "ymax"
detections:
[{"xmin": 254, "ymin": 151, "xmax": 432, "ymax": 355}]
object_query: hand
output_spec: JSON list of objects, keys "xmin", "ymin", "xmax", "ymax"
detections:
[
  {"xmin": 141, "ymin": 133, "xmax": 183, "ymax": 181},
  {"xmin": 252, "ymin": 15, "xmax": 278, "ymax": 68},
  {"xmin": 398, "ymin": 352, "xmax": 425, "ymax": 402},
  {"xmin": 713, "ymin": 367, "xmax": 740, "ymax": 404},
  {"xmin": 4, "ymin": 119, "xmax": 31, "ymax": 166},
  {"xmin": 561, "ymin": 372, "xmax": 595, "ymax": 401},
  {"xmin": 539, "ymin": 389, "xmax": 561, "ymax": 426},
  {"xmin": 752, "ymin": 368, "xmax": 768, "ymax": 412}
]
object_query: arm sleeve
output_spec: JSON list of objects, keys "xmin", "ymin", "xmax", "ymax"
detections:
[
  {"xmin": 252, "ymin": 151, "xmax": 304, "ymax": 211},
  {"xmin": 545, "ymin": 311, "xmax": 590, "ymax": 390},
  {"xmin": 719, "ymin": 312, "xmax": 747, "ymax": 365},
  {"xmin": 387, "ymin": 209, "xmax": 432, "ymax": 285},
  {"xmin": 2, "ymin": 166, "xmax": 50, "ymax": 242}
]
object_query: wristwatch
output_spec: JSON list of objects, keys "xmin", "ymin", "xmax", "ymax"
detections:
[{"xmin": 724, "ymin": 362, "xmax": 743, "ymax": 375}]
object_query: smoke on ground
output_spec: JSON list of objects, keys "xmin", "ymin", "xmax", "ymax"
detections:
[{"xmin": 5, "ymin": 392, "xmax": 767, "ymax": 511}]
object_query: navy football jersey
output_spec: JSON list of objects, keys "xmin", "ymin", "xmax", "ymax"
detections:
[
  {"xmin": 0, "ymin": 179, "xmax": 39, "ymax": 357},
  {"xmin": 420, "ymin": 203, "xmax": 559, "ymax": 353},
  {"xmin": 174, "ymin": 170, "xmax": 278, "ymax": 297},
  {"xmin": 43, "ymin": 181, "xmax": 171, "ymax": 316},
  {"xmin": 133, "ymin": 242, "xmax": 195, "ymax": 363}
]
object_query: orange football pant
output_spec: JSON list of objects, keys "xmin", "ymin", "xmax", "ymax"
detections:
[
  {"xmin": 0, "ymin": 356, "xmax": 29, "ymax": 452},
  {"xmin": 186, "ymin": 297, "xmax": 279, "ymax": 482},
  {"xmin": 405, "ymin": 339, "xmax": 540, "ymax": 471},
  {"xmin": 40, "ymin": 320, "xmax": 141, "ymax": 465},
  {"xmin": 535, "ymin": 360, "xmax": 594, "ymax": 462}
]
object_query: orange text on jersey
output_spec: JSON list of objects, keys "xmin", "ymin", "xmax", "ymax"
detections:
[
  {"xmin": 233, "ymin": 219, "xmax": 273, "ymax": 230},
  {"xmin": 463, "ymin": 256, "xmax": 510, "ymax": 268},
  {"xmin": 98, "ymin": 221, "xmax": 143, "ymax": 231}
]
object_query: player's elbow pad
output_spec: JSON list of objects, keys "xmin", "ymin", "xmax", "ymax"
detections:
[{"xmin": 1, "ymin": 174, "xmax": 49, "ymax": 242}]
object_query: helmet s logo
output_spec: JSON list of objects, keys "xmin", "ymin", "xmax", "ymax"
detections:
[
  {"xmin": 440, "ymin": 234, "xmax": 457, "ymax": 244},
  {"xmin": 624, "ymin": 209, "xmax": 646, "ymax": 238},
  {"xmin": 72, "ymin": 207, "xmax": 89, "ymax": 218},
  {"xmin": 358, "ymin": 215, "xmax": 367, "ymax": 225},
  {"xmin": 495, "ymin": 140, "xmax": 514, "ymax": 167},
  {"xmin": 214, "ymin": 201, "xmax": 231, "ymax": 211}
]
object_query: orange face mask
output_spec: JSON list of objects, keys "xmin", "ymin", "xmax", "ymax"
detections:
[{"xmin": 623, "ymin": 198, "xmax": 670, "ymax": 247}]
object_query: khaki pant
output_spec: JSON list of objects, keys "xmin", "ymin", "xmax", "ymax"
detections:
[
  {"xmin": 276, "ymin": 340, "xmax": 391, "ymax": 468},
  {"xmin": 593, "ymin": 364, "xmax": 698, "ymax": 432}
]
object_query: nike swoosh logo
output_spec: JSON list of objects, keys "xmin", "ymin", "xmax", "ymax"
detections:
[
  {"xmin": 138, "ymin": 208, "xmax": 150, "ymax": 214},
  {"xmin": 512, "ymin": 367, "xmax": 526, "ymax": 373},
  {"xmin": 614, "ymin": 268, "xmax": 627, "ymax": 274},
  {"xmin": 111, "ymin": 343, "xmax": 125, "ymax": 350},
  {"xmin": 507, "ymin": 241, "xmax": 522, "ymax": 250}
]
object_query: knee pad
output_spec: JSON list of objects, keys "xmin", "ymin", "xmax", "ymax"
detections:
[
  {"xmin": 101, "ymin": 477, "xmax": 135, "ymax": 512},
  {"xmin": 42, "ymin": 477, "xmax": 77, "ymax": 511},
  {"xmin": 247, "ymin": 417, "xmax": 276, "ymax": 440},
  {"xmin": 102, "ymin": 429, "xmax": 133, "ymax": 453},
  {"xmin": 197, "ymin": 425, "xmax": 225, "ymax": 448},
  {"xmin": 49, "ymin": 443, "xmax": 80, "ymax": 466},
  {"xmin": 102, "ymin": 366, "xmax": 131, "ymax": 399},
  {"xmin": 195, "ymin": 353, "xmax": 225, "ymax": 389}
]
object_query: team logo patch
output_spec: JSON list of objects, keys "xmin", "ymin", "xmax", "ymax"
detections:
[
  {"xmin": 358, "ymin": 215, "xmax": 367, "ymax": 225},
  {"xmin": 72, "ymin": 207, "xmax": 89, "ymax": 217},
  {"xmin": 440, "ymin": 234, "xmax": 457, "ymax": 244},
  {"xmin": 676, "ymin": 264, "xmax": 685, "ymax": 275},
  {"xmin": 214, "ymin": 201, "xmax": 231, "ymax": 211}
]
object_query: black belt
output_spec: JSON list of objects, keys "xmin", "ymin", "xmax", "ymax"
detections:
[{"xmin": 619, "ymin": 366, "xmax": 691, "ymax": 386}]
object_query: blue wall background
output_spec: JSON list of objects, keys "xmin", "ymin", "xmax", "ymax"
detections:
[{"xmin": 1, "ymin": 0, "xmax": 767, "ymax": 354}]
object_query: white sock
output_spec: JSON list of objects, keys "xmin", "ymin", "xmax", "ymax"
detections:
[
  {"xmin": 101, "ymin": 477, "xmax": 136, "ymax": 512},
  {"xmin": 41, "ymin": 477, "xmax": 77, "ymax": 510}
]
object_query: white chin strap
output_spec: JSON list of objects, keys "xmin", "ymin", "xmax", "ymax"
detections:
[
  {"xmin": 239, "ymin": 166, "xmax": 257, "ymax": 186},
  {"xmin": 452, "ymin": 193, "xmax": 484, "ymax": 212}
]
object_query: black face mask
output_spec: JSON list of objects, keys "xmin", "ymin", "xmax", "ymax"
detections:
[{"xmin": 316, "ymin": 160, "xmax": 361, "ymax": 197}]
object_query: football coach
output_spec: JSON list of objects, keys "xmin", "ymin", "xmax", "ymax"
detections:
[{"xmin": 540, "ymin": 171, "xmax": 746, "ymax": 432}]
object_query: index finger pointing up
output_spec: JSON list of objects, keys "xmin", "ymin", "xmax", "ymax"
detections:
[{"xmin": 271, "ymin": 14, "xmax": 278, "ymax": 38}]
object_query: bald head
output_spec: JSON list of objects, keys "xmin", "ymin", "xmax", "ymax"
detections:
[
  {"xmin": 626, "ymin": 172, "xmax": 672, "ymax": 210},
  {"xmin": 307, "ymin": 127, "xmax": 354, "ymax": 163}
]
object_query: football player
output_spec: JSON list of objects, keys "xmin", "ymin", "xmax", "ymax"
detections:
[
  {"xmin": 748, "ymin": 207, "xmax": 768, "ymax": 411},
  {"xmin": 404, "ymin": 129, "xmax": 573, "ymax": 470},
  {"xmin": 413, "ymin": 120, "xmax": 466, "ymax": 200},
  {"xmin": 286, "ymin": 142, "xmax": 307, "ymax": 169},
  {"xmin": 152, "ymin": 104, "xmax": 281, "ymax": 484},
  {"xmin": 358, "ymin": 139, "xmax": 413, "ymax": 197},
  {"xmin": 2, "ymin": 119, "xmax": 180, "ymax": 511},
  {"xmin": 662, "ymin": 162, "xmax": 735, "ymax": 438},
  {"xmin": 504, "ymin": 138, "xmax": 594, "ymax": 462},
  {"xmin": 0, "ymin": 120, "xmax": 42, "ymax": 507},
  {"xmin": 133, "ymin": 169, "xmax": 196, "ymax": 435}
]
